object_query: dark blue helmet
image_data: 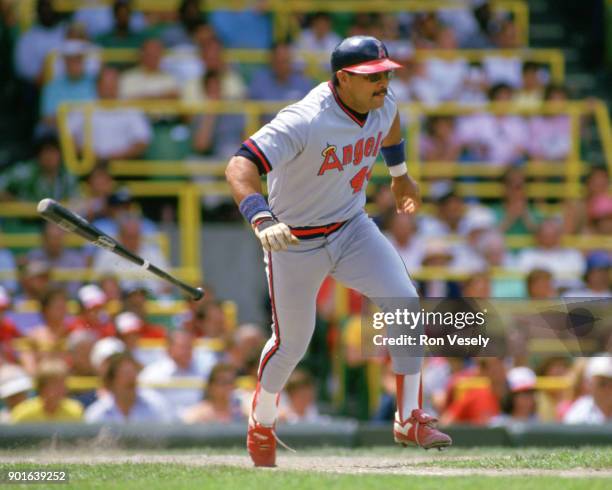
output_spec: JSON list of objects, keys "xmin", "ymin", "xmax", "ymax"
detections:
[{"xmin": 331, "ymin": 36, "xmax": 402, "ymax": 74}]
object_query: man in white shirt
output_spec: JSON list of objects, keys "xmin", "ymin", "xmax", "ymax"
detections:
[
  {"xmin": 564, "ymin": 356, "xmax": 612, "ymax": 424},
  {"xmin": 69, "ymin": 67, "xmax": 151, "ymax": 160},
  {"xmin": 139, "ymin": 331, "xmax": 219, "ymax": 417},
  {"xmin": 517, "ymin": 219, "xmax": 585, "ymax": 290}
]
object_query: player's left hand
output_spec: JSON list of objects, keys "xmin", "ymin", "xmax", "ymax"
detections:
[{"xmin": 391, "ymin": 175, "xmax": 421, "ymax": 214}]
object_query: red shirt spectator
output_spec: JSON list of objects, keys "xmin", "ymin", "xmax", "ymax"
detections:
[{"xmin": 67, "ymin": 284, "xmax": 115, "ymax": 338}]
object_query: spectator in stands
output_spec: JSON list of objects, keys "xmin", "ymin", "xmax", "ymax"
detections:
[
  {"xmin": 483, "ymin": 18, "xmax": 522, "ymax": 87},
  {"xmin": 91, "ymin": 188, "xmax": 158, "ymax": 239},
  {"xmin": 22, "ymin": 287, "xmax": 72, "ymax": 375},
  {"xmin": 90, "ymin": 336, "xmax": 126, "ymax": 376},
  {"xmin": 441, "ymin": 358, "xmax": 506, "ymax": 425},
  {"xmin": 40, "ymin": 40, "xmax": 97, "ymax": 127},
  {"xmin": 565, "ymin": 167, "xmax": 611, "ymax": 234},
  {"xmin": 14, "ymin": 0, "xmax": 66, "ymax": 84},
  {"xmin": 535, "ymin": 356, "xmax": 572, "ymax": 422},
  {"xmin": 0, "ymin": 133, "xmax": 79, "ymax": 203},
  {"xmin": 458, "ymin": 83, "xmax": 529, "ymax": 165},
  {"xmin": 69, "ymin": 67, "xmax": 151, "ymax": 161},
  {"xmin": 68, "ymin": 284, "xmax": 115, "ymax": 338},
  {"xmin": 119, "ymin": 38, "xmax": 180, "ymax": 99},
  {"xmin": 419, "ymin": 190, "xmax": 465, "ymax": 237},
  {"xmin": 190, "ymin": 70, "xmax": 245, "ymax": 159},
  {"xmin": 73, "ymin": 0, "xmax": 146, "ymax": 39},
  {"xmin": 52, "ymin": 23, "xmax": 101, "ymax": 82},
  {"xmin": 411, "ymin": 12, "xmax": 440, "ymax": 49},
  {"xmin": 280, "ymin": 369, "xmax": 327, "ymax": 424},
  {"xmin": 65, "ymin": 329, "xmax": 97, "ymax": 407},
  {"xmin": 12, "ymin": 261, "xmax": 52, "ymax": 339},
  {"xmin": 224, "ymin": 323, "xmax": 265, "ymax": 377},
  {"xmin": 85, "ymin": 352, "xmax": 173, "ymax": 423},
  {"xmin": 564, "ymin": 356, "xmax": 612, "ymax": 424},
  {"xmin": 121, "ymin": 287, "xmax": 167, "ymax": 338},
  {"xmin": 95, "ymin": 0, "xmax": 147, "ymax": 49},
  {"xmin": 0, "ymin": 364, "xmax": 33, "ymax": 423},
  {"xmin": 198, "ymin": 300, "xmax": 228, "ymax": 340},
  {"xmin": 492, "ymin": 366, "xmax": 539, "ymax": 424},
  {"xmin": 526, "ymin": 269, "xmax": 557, "ymax": 299},
  {"xmin": 208, "ymin": 1, "xmax": 272, "ymax": 49},
  {"xmin": 517, "ymin": 218, "xmax": 586, "ymax": 290},
  {"xmin": 563, "ymin": 252, "xmax": 612, "ymax": 298},
  {"xmin": 385, "ymin": 213, "xmax": 423, "ymax": 271},
  {"xmin": 420, "ymin": 116, "xmax": 462, "ymax": 162},
  {"xmin": 76, "ymin": 162, "xmax": 116, "ymax": 223},
  {"xmin": 249, "ymin": 42, "xmax": 315, "ymax": 103},
  {"xmin": 296, "ymin": 12, "xmax": 341, "ymax": 54},
  {"xmin": 371, "ymin": 183, "xmax": 395, "ymax": 229},
  {"xmin": 182, "ymin": 38, "xmax": 247, "ymax": 102},
  {"xmin": 139, "ymin": 331, "xmax": 216, "ymax": 417},
  {"xmin": 161, "ymin": 0, "xmax": 207, "ymax": 48},
  {"xmin": 416, "ymin": 239, "xmax": 461, "ymax": 298},
  {"xmin": 493, "ymin": 168, "xmax": 540, "ymax": 235},
  {"xmin": 452, "ymin": 208, "xmax": 496, "ymax": 273},
  {"xmin": 528, "ymin": 84, "xmax": 571, "ymax": 161},
  {"xmin": 26, "ymin": 222, "xmax": 87, "ymax": 295},
  {"xmin": 474, "ymin": 230, "xmax": 523, "ymax": 297},
  {"xmin": 514, "ymin": 62, "xmax": 545, "ymax": 109},
  {"xmin": 11, "ymin": 358, "xmax": 83, "ymax": 422},
  {"xmin": 461, "ymin": 271, "xmax": 492, "ymax": 298},
  {"xmin": 93, "ymin": 214, "xmax": 169, "ymax": 295},
  {"xmin": 424, "ymin": 27, "xmax": 469, "ymax": 102},
  {"xmin": 182, "ymin": 363, "xmax": 245, "ymax": 423},
  {"xmin": 100, "ymin": 274, "xmax": 122, "ymax": 303}
]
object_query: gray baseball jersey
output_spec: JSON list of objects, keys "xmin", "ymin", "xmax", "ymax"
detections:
[
  {"xmin": 242, "ymin": 81, "xmax": 397, "ymax": 226},
  {"xmin": 236, "ymin": 81, "xmax": 421, "ymax": 395}
]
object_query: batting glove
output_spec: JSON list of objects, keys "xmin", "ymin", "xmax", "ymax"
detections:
[{"xmin": 253, "ymin": 217, "xmax": 299, "ymax": 252}]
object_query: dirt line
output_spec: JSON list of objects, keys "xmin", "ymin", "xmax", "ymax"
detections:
[{"xmin": 0, "ymin": 452, "xmax": 610, "ymax": 478}]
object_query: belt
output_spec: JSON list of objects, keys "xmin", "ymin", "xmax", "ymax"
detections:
[{"xmin": 290, "ymin": 220, "xmax": 347, "ymax": 239}]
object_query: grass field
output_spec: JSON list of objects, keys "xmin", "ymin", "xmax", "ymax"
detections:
[{"xmin": 0, "ymin": 447, "xmax": 610, "ymax": 489}]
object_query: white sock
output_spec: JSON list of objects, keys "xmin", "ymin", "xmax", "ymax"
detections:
[
  {"xmin": 254, "ymin": 387, "xmax": 278, "ymax": 426},
  {"xmin": 397, "ymin": 373, "xmax": 421, "ymax": 421}
]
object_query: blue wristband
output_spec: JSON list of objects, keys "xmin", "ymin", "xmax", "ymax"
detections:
[
  {"xmin": 380, "ymin": 139, "xmax": 406, "ymax": 167},
  {"xmin": 239, "ymin": 193, "xmax": 271, "ymax": 223}
]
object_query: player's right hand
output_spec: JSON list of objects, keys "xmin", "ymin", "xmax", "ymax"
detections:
[{"xmin": 253, "ymin": 217, "xmax": 299, "ymax": 252}]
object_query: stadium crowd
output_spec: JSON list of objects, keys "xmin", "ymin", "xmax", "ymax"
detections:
[{"xmin": 0, "ymin": 0, "xmax": 610, "ymax": 427}]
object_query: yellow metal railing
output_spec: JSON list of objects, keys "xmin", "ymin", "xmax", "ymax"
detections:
[
  {"xmin": 43, "ymin": 47, "xmax": 565, "ymax": 86},
  {"xmin": 20, "ymin": 0, "xmax": 530, "ymax": 46}
]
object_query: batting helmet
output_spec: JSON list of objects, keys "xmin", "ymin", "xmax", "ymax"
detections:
[{"xmin": 331, "ymin": 36, "xmax": 402, "ymax": 74}]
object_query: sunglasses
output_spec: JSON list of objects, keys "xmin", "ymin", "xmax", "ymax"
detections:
[{"xmin": 346, "ymin": 70, "xmax": 394, "ymax": 83}]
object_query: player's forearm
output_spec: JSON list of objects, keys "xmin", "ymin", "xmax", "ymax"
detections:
[{"xmin": 225, "ymin": 156, "xmax": 264, "ymax": 205}]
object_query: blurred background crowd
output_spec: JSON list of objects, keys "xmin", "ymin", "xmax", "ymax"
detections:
[{"xmin": 0, "ymin": 0, "xmax": 610, "ymax": 428}]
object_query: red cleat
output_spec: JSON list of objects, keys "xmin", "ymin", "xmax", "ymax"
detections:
[
  {"xmin": 247, "ymin": 414, "xmax": 277, "ymax": 467},
  {"xmin": 393, "ymin": 409, "xmax": 452, "ymax": 450}
]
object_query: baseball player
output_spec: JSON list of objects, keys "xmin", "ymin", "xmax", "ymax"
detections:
[{"xmin": 226, "ymin": 36, "xmax": 452, "ymax": 467}]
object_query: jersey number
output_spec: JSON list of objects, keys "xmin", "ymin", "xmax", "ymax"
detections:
[{"xmin": 350, "ymin": 166, "xmax": 373, "ymax": 194}]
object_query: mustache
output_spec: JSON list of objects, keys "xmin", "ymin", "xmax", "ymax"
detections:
[{"xmin": 374, "ymin": 89, "xmax": 388, "ymax": 96}]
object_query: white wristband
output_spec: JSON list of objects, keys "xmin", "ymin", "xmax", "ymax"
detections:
[
  {"xmin": 251, "ymin": 211, "xmax": 273, "ymax": 224},
  {"xmin": 388, "ymin": 162, "xmax": 408, "ymax": 178}
]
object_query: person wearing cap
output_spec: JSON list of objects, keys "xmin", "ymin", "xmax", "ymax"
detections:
[
  {"xmin": 68, "ymin": 284, "xmax": 115, "ymax": 338},
  {"xmin": 564, "ymin": 356, "xmax": 612, "ymax": 424},
  {"xmin": 226, "ymin": 35, "xmax": 450, "ymax": 467},
  {"xmin": 0, "ymin": 133, "xmax": 79, "ymax": 204},
  {"xmin": 121, "ymin": 287, "xmax": 167, "ymax": 339},
  {"xmin": 90, "ymin": 336, "xmax": 126, "ymax": 376},
  {"xmin": 40, "ymin": 39, "xmax": 97, "ymax": 127},
  {"xmin": 0, "ymin": 364, "xmax": 33, "ymax": 423},
  {"xmin": 491, "ymin": 366, "xmax": 539, "ymax": 425},
  {"xmin": 11, "ymin": 358, "xmax": 83, "ymax": 423}
]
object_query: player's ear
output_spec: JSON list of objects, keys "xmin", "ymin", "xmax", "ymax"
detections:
[{"xmin": 336, "ymin": 70, "xmax": 349, "ymax": 86}]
